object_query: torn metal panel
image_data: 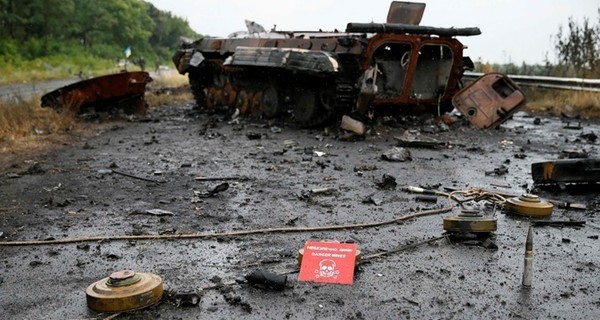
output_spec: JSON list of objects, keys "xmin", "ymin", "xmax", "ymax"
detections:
[
  {"xmin": 386, "ymin": 1, "xmax": 426, "ymax": 24},
  {"xmin": 531, "ymin": 159, "xmax": 600, "ymax": 185},
  {"xmin": 41, "ymin": 71, "xmax": 153, "ymax": 115},
  {"xmin": 223, "ymin": 47, "xmax": 339, "ymax": 74},
  {"xmin": 452, "ymin": 73, "xmax": 526, "ymax": 129}
]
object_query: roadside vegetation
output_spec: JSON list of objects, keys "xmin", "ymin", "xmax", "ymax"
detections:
[{"xmin": 0, "ymin": 0, "xmax": 198, "ymax": 84}]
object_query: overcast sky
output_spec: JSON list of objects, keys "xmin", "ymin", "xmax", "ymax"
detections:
[{"xmin": 147, "ymin": 0, "xmax": 599, "ymax": 65}]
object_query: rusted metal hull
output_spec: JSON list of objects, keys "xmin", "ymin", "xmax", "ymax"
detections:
[{"xmin": 41, "ymin": 72, "xmax": 153, "ymax": 115}]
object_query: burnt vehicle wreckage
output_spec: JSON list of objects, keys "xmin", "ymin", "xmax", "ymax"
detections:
[
  {"xmin": 40, "ymin": 71, "xmax": 153, "ymax": 115},
  {"xmin": 173, "ymin": 1, "xmax": 525, "ymax": 128}
]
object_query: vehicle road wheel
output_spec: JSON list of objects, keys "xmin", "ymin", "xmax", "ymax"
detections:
[{"xmin": 262, "ymin": 85, "xmax": 283, "ymax": 118}]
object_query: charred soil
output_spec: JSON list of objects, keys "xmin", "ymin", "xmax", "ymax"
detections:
[{"xmin": 1, "ymin": 101, "xmax": 600, "ymax": 319}]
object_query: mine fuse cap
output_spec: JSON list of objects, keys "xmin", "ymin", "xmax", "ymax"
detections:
[
  {"xmin": 86, "ymin": 270, "xmax": 164, "ymax": 313},
  {"xmin": 505, "ymin": 194, "xmax": 553, "ymax": 218}
]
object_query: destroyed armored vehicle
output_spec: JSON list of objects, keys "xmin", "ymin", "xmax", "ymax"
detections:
[{"xmin": 173, "ymin": 1, "xmax": 520, "ymax": 127}]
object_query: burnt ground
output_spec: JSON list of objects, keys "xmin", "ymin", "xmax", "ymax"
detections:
[{"xmin": 1, "ymin": 100, "xmax": 600, "ymax": 320}]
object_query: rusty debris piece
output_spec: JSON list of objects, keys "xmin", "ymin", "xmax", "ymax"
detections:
[
  {"xmin": 41, "ymin": 71, "xmax": 152, "ymax": 115},
  {"xmin": 245, "ymin": 270, "xmax": 287, "ymax": 290},
  {"xmin": 531, "ymin": 159, "xmax": 600, "ymax": 186},
  {"xmin": 172, "ymin": 1, "xmax": 492, "ymax": 127},
  {"xmin": 452, "ymin": 73, "xmax": 527, "ymax": 129}
]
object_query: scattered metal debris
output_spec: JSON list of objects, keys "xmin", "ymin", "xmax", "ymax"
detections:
[
  {"xmin": 244, "ymin": 270, "xmax": 287, "ymax": 290},
  {"xmin": 375, "ymin": 174, "xmax": 397, "ymax": 190},
  {"xmin": 99, "ymin": 169, "xmax": 158, "ymax": 183},
  {"xmin": 195, "ymin": 182, "xmax": 230, "ymax": 198},
  {"xmin": 563, "ymin": 121, "xmax": 582, "ymax": 130},
  {"xmin": 452, "ymin": 73, "xmax": 527, "ymax": 129},
  {"xmin": 310, "ymin": 187, "xmax": 336, "ymax": 195},
  {"xmin": 362, "ymin": 194, "xmax": 383, "ymax": 206},
  {"xmin": 144, "ymin": 209, "xmax": 175, "ymax": 216},
  {"xmin": 580, "ymin": 132, "xmax": 597, "ymax": 142},
  {"xmin": 41, "ymin": 72, "xmax": 152, "ymax": 115},
  {"xmin": 195, "ymin": 176, "xmax": 248, "ymax": 182},
  {"xmin": 485, "ymin": 165, "xmax": 509, "ymax": 176},
  {"xmin": 531, "ymin": 220, "xmax": 585, "ymax": 228},
  {"xmin": 559, "ymin": 149, "xmax": 588, "ymax": 159},
  {"xmin": 394, "ymin": 130, "xmax": 446, "ymax": 149},
  {"xmin": 168, "ymin": 289, "xmax": 202, "ymax": 307},
  {"xmin": 531, "ymin": 159, "xmax": 600, "ymax": 186}
]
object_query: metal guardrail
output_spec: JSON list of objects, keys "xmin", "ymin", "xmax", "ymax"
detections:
[{"xmin": 463, "ymin": 71, "xmax": 600, "ymax": 92}]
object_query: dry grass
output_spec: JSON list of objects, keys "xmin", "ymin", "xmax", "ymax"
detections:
[
  {"xmin": 524, "ymin": 88, "xmax": 600, "ymax": 118},
  {"xmin": 145, "ymin": 71, "xmax": 193, "ymax": 107},
  {"xmin": 0, "ymin": 96, "xmax": 84, "ymax": 172},
  {"xmin": 0, "ymin": 71, "xmax": 194, "ymax": 172},
  {"xmin": 0, "ymin": 96, "xmax": 79, "ymax": 150}
]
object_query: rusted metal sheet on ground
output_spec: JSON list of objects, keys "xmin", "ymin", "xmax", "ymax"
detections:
[
  {"xmin": 531, "ymin": 159, "xmax": 600, "ymax": 185},
  {"xmin": 41, "ymin": 71, "xmax": 153, "ymax": 115},
  {"xmin": 452, "ymin": 73, "xmax": 526, "ymax": 129}
]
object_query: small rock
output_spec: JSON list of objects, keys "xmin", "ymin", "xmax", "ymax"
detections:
[
  {"xmin": 76, "ymin": 244, "xmax": 90, "ymax": 251},
  {"xmin": 246, "ymin": 132, "xmax": 262, "ymax": 140},
  {"xmin": 381, "ymin": 147, "xmax": 412, "ymax": 162},
  {"xmin": 270, "ymin": 126, "xmax": 282, "ymax": 134},
  {"xmin": 29, "ymin": 260, "xmax": 43, "ymax": 267},
  {"xmin": 210, "ymin": 275, "xmax": 223, "ymax": 284},
  {"xmin": 206, "ymin": 306, "xmax": 218, "ymax": 312},
  {"xmin": 375, "ymin": 174, "xmax": 397, "ymax": 190}
]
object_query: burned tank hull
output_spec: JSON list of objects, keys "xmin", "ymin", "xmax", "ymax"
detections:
[{"xmin": 173, "ymin": 2, "xmax": 479, "ymax": 126}]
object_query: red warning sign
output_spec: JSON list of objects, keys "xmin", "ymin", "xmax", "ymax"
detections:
[{"xmin": 298, "ymin": 241, "xmax": 357, "ymax": 285}]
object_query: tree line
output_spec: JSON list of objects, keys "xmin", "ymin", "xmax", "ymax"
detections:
[
  {"xmin": 0, "ymin": 0, "xmax": 198, "ymax": 71},
  {"xmin": 476, "ymin": 8, "xmax": 600, "ymax": 78}
]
